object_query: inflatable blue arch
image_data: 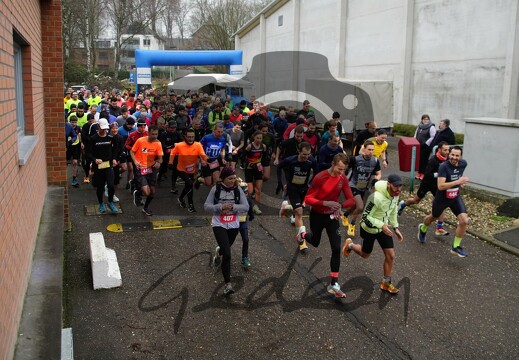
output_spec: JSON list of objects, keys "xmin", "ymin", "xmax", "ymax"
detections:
[{"xmin": 134, "ymin": 49, "xmax": 243, "ymax": 90}]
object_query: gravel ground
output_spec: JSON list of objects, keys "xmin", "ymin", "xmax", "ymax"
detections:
[{"xmin": 399, "ymin": 191, "xmax": 517, "ymax": 236}]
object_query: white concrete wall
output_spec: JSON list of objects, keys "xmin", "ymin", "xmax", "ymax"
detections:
[
  {"xmin": 236, "ymin": 0, "xmax": 518, "ymax": 133},
  {"xmin": 464, "ymin": 118, "xmax": 519, "ymax": 197}
]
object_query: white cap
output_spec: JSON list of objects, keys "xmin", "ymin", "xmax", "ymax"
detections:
[{"xmin": 98, "ymin": 118, "xmax": 109, "ymax": 130}]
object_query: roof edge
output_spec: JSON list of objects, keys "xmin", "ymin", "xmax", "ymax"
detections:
[{"xmin": 234, "ymin": 0, "xmax": 291, "ymax": 39}]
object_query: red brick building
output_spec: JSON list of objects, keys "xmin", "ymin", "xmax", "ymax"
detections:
[{"xmin": 0, "ymin": 0, "xmax": 65, "ymax": 358}]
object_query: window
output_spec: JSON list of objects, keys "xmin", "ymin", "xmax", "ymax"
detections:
[
  {"xmin": 278, "ymin": 15, "xmax": 283, "ymax": 26},
  {"xmin": 143, "ymin": 39, "xmax": 151, "ymax": 46},
  {"xmin": 14, "ymin": 30, "xmax": 38, "ymax": 166},
  {"xmin": 98, "ymin": 51, "xmax": 108, "ymax": 60},
  {"xmin": 13, "ymin": 38, "xmax": 25, "ymax": 136}
]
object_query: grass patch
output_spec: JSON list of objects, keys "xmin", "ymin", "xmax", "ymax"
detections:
[{"xmin": 490, "ymin": 215, "xmax": 514, "ymax": 222}]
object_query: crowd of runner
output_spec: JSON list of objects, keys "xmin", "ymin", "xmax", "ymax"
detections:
[{"xmin": 65, "ymin": 86, "xmax": 469, "ymax": 297}]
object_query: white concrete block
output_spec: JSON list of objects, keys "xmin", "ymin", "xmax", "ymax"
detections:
[
  {"xmin": 61, "ymin": 327, "xmax": 73, "ymax": 360},
  {"xmin": 89, "ymin": 232, "xmax": 122, "ymax": 290}
]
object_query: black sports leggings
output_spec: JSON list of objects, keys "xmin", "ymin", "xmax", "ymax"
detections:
[
  {"xmin": 306, "ymin": 211, "xmax": 341, "ymax": 273},
  {"xmin": 177, "ymin": 171, "xmax": 194, "ymax": 204},
  {"xmin": 213, "ymin": 227, "xmax": 240, "ymax": 283}
]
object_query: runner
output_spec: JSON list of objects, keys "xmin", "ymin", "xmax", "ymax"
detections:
[
  {"xmin": 196, "ymin": 122, "xmax": 228, "ymax": 188},
  {"xmin": 169, "ymin": 128, "xmax": 208, "ymax": 213},
  {"xmin": 274, "ymin": 125, "xmax": 305, "ymax": 195},
  {"xmin": 302, "ymin": 153, "xmax": 356, "ymax": 298},
  {"xmin": 398, "ymin": 141, "xmax": 451, "ymax": 235},
  {"xmin": 342, "ymin": 140, "xmax": 382, "ymax": 237},
  {"xmin": 204, "ymin": 167, "xmax": 249, "ymax": 296},
  {"xmin": 86, "ymin": 118, "xmax": 119, "ymax": 214},
  {"xmin": 125, "ymin": 118, "xmax": 148, "ymax": 199},
  {"xmin": 278, "ymin": 141, "xmax": 317, "ymax": 254},
  {"xmin": 66, "ymin": 115, "xmax": 81, "ymax": 187},
  {"xmin": 259, "ymin": 122, "xmax": 276, "ymax": 182},
  {"xmin": 342, "ymin": 174, "xmax": 404, "ymax": 294},
  {"xmin": 418, "ymin": 146, "xmax": 470, "ymax": 257},
  {"xmin": 244, "ymin": 130, "xmax": 266, "ymax": 215},
  {"xmin": 130, "ymin": 125, "xmax": 164, "ymax": 216}
]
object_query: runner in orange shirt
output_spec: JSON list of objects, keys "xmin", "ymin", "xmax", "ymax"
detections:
[
  {"xmin": 130, "ymin": 125, "xmax": 164, "ymax": 216},
  {"xmin": 169, "ymin": 128, "xmax": 208, "ymax": 213}
]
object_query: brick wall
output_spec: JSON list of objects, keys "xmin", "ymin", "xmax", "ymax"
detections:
[{"xmin": 0, "ymin": 0, "xmax": 65, "ymax": 358}]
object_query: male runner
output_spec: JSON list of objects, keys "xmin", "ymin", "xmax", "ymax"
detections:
[
  {"xmin": 343, "ymin": 140, "xmax": 381, "ymax": 237},
  {"xmin": 418, "ymin": 146, "xmax": 469, "ymax": 257},
  {"xmin": 169, "ymin": 128, "xmax": 208, "ymax": 213},
  {"xmin": 398, "ymin": 141, "xmax": 451, "ymax": 235},
  {"xmin": 130, "ymin": 125, "xmax": 164, "ymax": 216},
  {"xmin": 343, "ymin": 174, "xmax": 404, "ymax": 294},
  {"xmin": 278, "ymin": 142, "xmax": 317, "ymax": 254},
  {"xmin": 302, "ymin": 153, "xmax": 355, "ymax": 298}
]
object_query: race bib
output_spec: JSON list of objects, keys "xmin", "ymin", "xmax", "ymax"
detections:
[
  {"xmin": 446, "ymin": 187, "xmax": 459, "ymax": 199},
  {"xmin": 185, "ymin": 164, "xmax": 195, "ymax": 173},
  {"xmin": 256, "ymin": 163, "xmax": 263, "ymax": 172},
  {"xmin": 220, "ymin": 214, "xmax": 237, "ymax": 223},
  {"xmin": 140, "ymin": 167, "xmax": 153, "ymax": 175},
  {"xmin": 209, "ymin": 160, "xmax": 220, "ymax": 170},
  {"xmin": 292, "ymin": 175, "xmax": 306, "ymax": 185},
  {"xmin": 239, "ymin": 214, "xmax": 247, "ymax": 222},
  {"xmin": 98, "ymin": 161, "xmax": 110, "ymax": 169},
  {"xmin": 356, "ymin": 180, "xmax": 368, "ymax": 190}
]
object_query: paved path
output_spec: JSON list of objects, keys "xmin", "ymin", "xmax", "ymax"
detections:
[{"xmin": 65, "ymin": 148, "xmax": 519, "ymax": 359}]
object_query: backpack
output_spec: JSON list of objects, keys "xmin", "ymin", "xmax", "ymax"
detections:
[{"xmin": 213, "ymin": 184, "xmax": 241, "ymax": 205}]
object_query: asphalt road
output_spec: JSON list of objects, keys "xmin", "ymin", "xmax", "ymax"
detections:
[{"xmin": 64, "ymin": 158, "xmax": 519, "ymax": 360}]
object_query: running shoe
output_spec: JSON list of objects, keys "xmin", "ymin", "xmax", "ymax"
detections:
[
  {"xmin": 327, "ymin": 283, "xmax": 347, "ymax": 298},
  {"xmin": 178, "ymin": 198, "xmax": 187, "ymax": 208},
  {"xmin": 223, "ymin": 283, "xmax": 235, "ymax": 296},
  {"xmin": 194, "ymin": 176, "xmax": 204, "ymax": 190},
  {"xmin": 241, "ymin": 256, "xmax": 251, "ymax": 268},
  {"xmin": 83, "ymin": 177, "xmax": 90, "ymax": 183},
  {"xmin": 71, "ymin": 178, "xmax": 79, "ymax": 187},
  {"xmin": 112, "ymin": 194, "xmax": 119, "ymax": 203},
  {"xmin": 397, "ymin": 200, "xmax": 406, "ymax": 216},
  {"xmin": 253, "ymin": 205, "xmax": 262, "ymax": 215},
  {"xmin": 133, "ymin": 190, "xmax": 143, "ymax": 207},
  {"xmin": 128, "ymin": 179, "xmax": 134, "ymax": 192},
  {"xmin": 450, "ymin": 246, "xmax": 468, "ymax": 258},
  {"xmin": 108, "ymin": 202, "xmax": 118, "ymax": 213},
  {"xmin": 380, "ymin": 280, "xmax": 400, "ymax": 294},
  {"xmin": 212, "ymin": 246, "xmax": 221, "ymax": 268},
  {"xmin": 98, "ymin": 203, "xmax": 106, "ymax": 214},
  {"xmin": 170, "ymin": 186, "xmax": 178, "ymax": 194},
  {"xmin": 435, "ymin": 228, "xmax": 450, "ymax": 236},
  {"xmin": 299, "ymin": 241, "xmax": 308, "ymax": 254},
  {"xmin": 290, "ymin": 214, "xmax": 296, "ymax": 225},
  {"xmin": 188, "ymin": 204, "xmax": 196, "ymax": 213},
  {"xmin": 279, "ymin": 200, "xmax": 289, "ymax": 217},
  {"xmin": 296, "ymin": 227, "xmax": 307, "ymax": 245},
  {"xmin": 342, "ymin": 238, "xmax": 353, "ymax": 257},
  {"xmin": 417, "ymin": 223, "xmax": 427, "ymax": 243},
  {"xmin": 342, "ymin": 214, "xmax": 349, "ymax": 227},
  {"xmin": 347, "ymin": 224, "xmax": 355, "ymax": 237},
  {"xmin": 142, "ymin": 207, "xmax": 153, "ymax": 216},
  {"xmin": 104, "ymin": 185, "xmax": 109, "ymax": 199}
]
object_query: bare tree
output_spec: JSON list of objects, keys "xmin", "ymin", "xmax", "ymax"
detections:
[
  {"xmin": 159, "ymin": 0, "xmax": 181, "ymax": 42},
  {"xmin": 107, "ymin": 0, "xmax": 168, "ymax": 81},
  {"xmin": 175, "ymin": 0, "xmax": 191, "ymax": 46},
  {"xmin": 62, "ymin": 0, "xmax": 84, "ymax": 62},
  {"xmin": 83, "ymin": 0, "xmax": 103, "ymax": 75},
  {"xmin": 189, "ymin": 0, "xmax": 267, "ymax": 50}
]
